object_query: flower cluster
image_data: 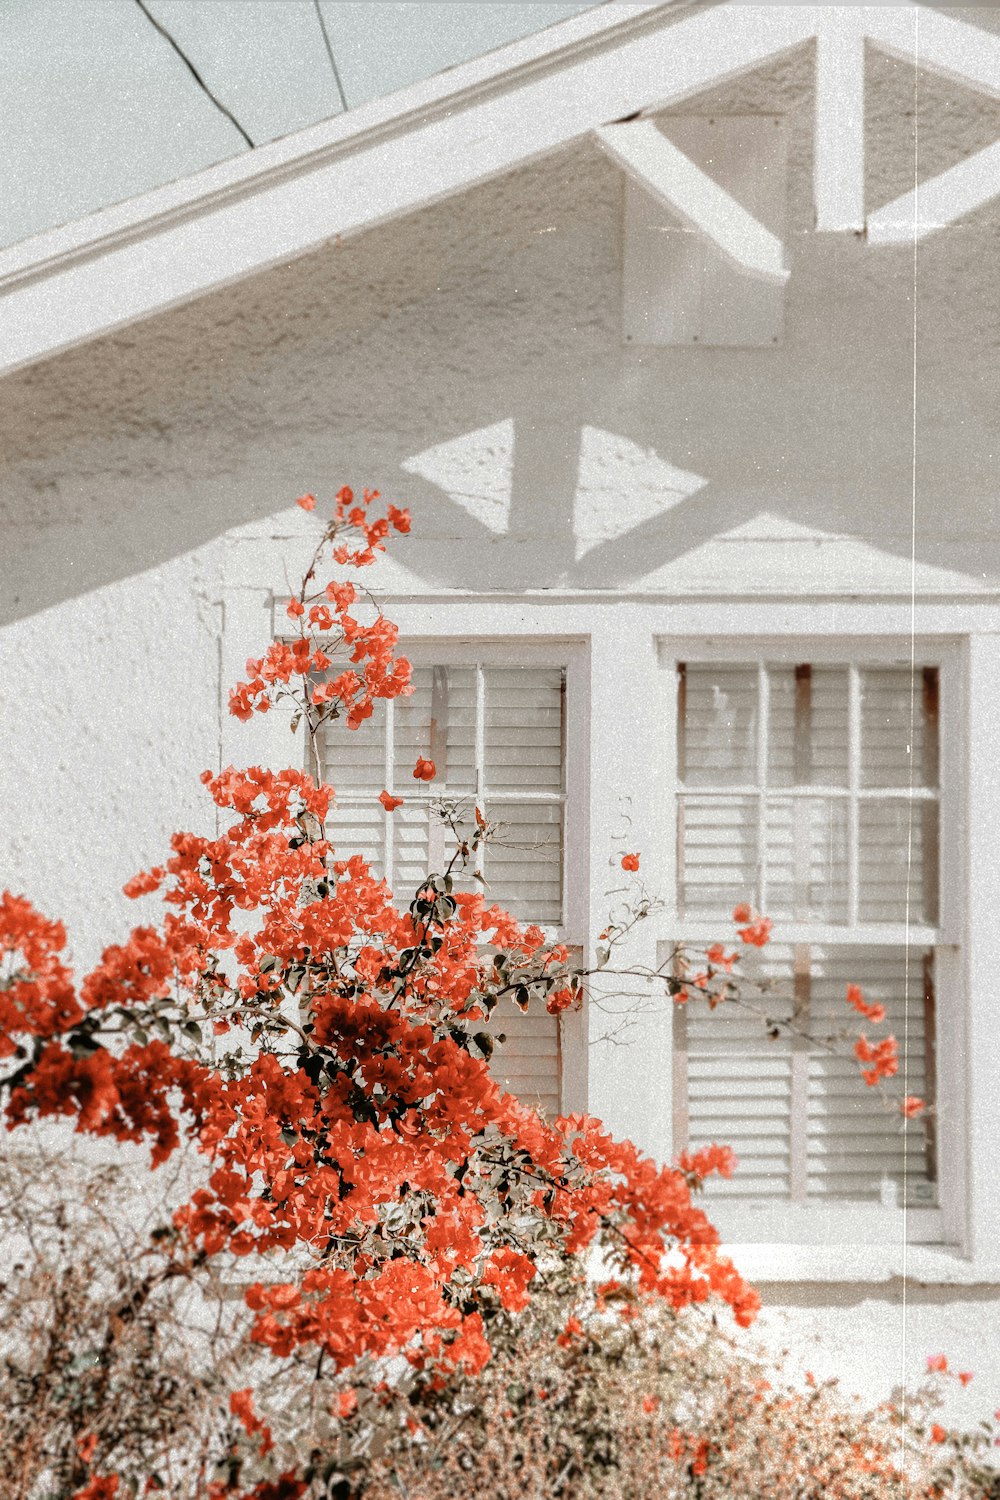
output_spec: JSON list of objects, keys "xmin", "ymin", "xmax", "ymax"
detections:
[{"xmin": 0, "ymin": 490, "xmax": 767, "ymax": 1497}]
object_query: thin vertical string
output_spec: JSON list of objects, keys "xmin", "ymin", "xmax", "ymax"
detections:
[{"xmin": 899, "ymin": 4, "xmax": 921, "ymax": 1478}]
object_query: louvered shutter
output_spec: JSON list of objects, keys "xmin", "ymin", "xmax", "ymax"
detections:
[
  {"xmin": 675, "ymin": 661, "xmax": 938, "ymax": 1207},
  {"xmin": 318, "ymin": 658, "xmax": 567, "ymax": 1116}
]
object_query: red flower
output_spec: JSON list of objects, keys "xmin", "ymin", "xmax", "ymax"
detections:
[
  {"xmin": 296, "ymin": 493, "xmax": 317, "ymax": 511},
  {"xmin": 413, "ymin": 757, "xmax": 436, "ymax": 781},
  {"xmin": 958, "ymin": 1370, "xmax": 974, "ymax": 1387},
  {"xmin": 71, "ymin": 1479, "xmax": 118, "ymax": 1500},
  {"xmin": 379, "ymin": 790, "xmax": 403, "ymax": 812},
  {"xmin": 846, "ymin": 983, "xmax": 886, "ymax": 1024},
  {"xmin": 621, "ymin": 852, "xmax": 640, "ymax": 872},
  {"xmin": 901, "ymin": 1095, "xmax": 926, "ymax": 1118},
  {"xmin": 737, "ymin": 917, "xmax": 772, "ymax": 948},
  {"xmin": 336, "ymin": 1388, "xmax": 358, "ymax": 1419},
  {"xmin": 76, "ymin": 1431, "xmax": 99, "ymax": 1465},
  {"xmin": 732, "ymin": 902, "xmax": 753, "ymax": 924},
  {"xmin": 927, "ymin": 1353, "xmax": 949, "ymax": 1373},
  {"xmin": 286, "ymin": 599, "xmax": 304, "ymax": 619},
  {"xmin": 930, "ymin": 1423, "xmax": 948, "ymax": 1444}
]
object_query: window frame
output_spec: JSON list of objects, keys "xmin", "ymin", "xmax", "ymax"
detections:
[{"xmin": 657, "ymin": 635, "xmax": 965, "ymax": 1249}]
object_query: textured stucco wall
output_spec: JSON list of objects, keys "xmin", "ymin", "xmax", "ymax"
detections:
[{"xmin": 3, "ymin": 11, "xmax": 1000, "ymax": 1420}]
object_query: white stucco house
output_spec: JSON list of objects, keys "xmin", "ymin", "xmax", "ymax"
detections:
[{"xmin": 3, "ymin": 0, "xmax": 1000, "ymax": 1417}]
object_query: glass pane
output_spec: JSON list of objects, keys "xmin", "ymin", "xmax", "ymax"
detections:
[
  {"xmin": 680, "ymin": 665, "xmax": 757, "ymax": 787},
  {"xmin": 484, "ymin": 667, "xmax": 564, "ymax": 794},
  {"xmin": 393, "ymin": 666, "xmax": 476, "ymax": 791},
  {"xmin": 484, "ymin": 801, "xmax": 562, "ymax": 925},
  {"xmin": 484, "ymin": 994, "xmax": 561, "ymax": 1118},
  {"xmin": 328, "ymin": 800, "xmax": 385, "ymax": 879},
  {"xmin": 678, "ymin": 795, "xmax": 758, "ymax": 921},
  {"xmin": 858, "ymin": 799, "xmax": 938, "ymax": 925},
  {"xmin": 768, "ymin": 666, "xmax": 848, "ymax": 787},
  {"xmin": 764, "ymin": 796, "xmax": 849, "ymax": 922},
  {"xmin": 319, "ymin": 698, "xmax": 385, "ymax": 790},
  {"xmin": 807, "ymin": 946, "xmax": 934, "ymax": 1205},
  {"xmin": 860, "ymin": 667, "xmax": 938, "ymax": 789},
  {"xmin": 393, "ymin": 801, "xmax": 476, "ymax": 898},
  {"xmin": 685, "ymin": 944, "xmax": 793, "ymax": 1200}
]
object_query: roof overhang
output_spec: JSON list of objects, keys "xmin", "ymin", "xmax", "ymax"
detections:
[{"xmin": 3, "ymin": 1, "xmax": 1000, "ymax": 379}]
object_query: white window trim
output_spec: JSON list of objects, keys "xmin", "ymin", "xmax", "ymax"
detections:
[{"xmin": 657, "ymin": 635, "xmax": 966, "ymax": 1252}]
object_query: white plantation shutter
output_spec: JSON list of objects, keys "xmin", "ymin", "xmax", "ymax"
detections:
[
  {"xmin": 675, "ymin": 660, "xmax": 939, "ymax": 1208},
  {"xmin": 318, "ymin": 656, "xmax": 568, "ymax": 1117}
]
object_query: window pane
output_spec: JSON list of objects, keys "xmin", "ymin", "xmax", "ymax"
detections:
[
  {"xmin": 685, "ymin": 945, "xmax": 793, "ymax": 1199},
  {"xmin": 768, "ymin": 666, "xmax": 849, "ymax": 787},
  {"xmin": 484, "ymin": 801, "xmax": 562, "ymax": 925},
  {"xmin": 328, "ymin": 801, "xmax": 385, "ymax": 879},
  {"xmin": 807, "ymin": 946, "xmax": 934, "ymax": 1205},
  {"xmin": 484, "ymin": 993, "xmax": 561, "ymax": 1119},
  {"xmin": 860, "ymin": 667, "xmax": 938, "ymax": 789},
  {"xmin": 764, "ymin": 796, "xmax": 849, "ymax": 922},
  {"xmin": 680, "ymin": 665, "xmax": 757, "ymax": 786},
  {"xmin": 686, "ymin": 944, "xmax": 936, "ymax": 1207},
  {"xmin": 678, "ymin": 795, "xmax": 758, "ymax": 920},
  {"xmin": 484, "ymin": 667, "xmax": 564, "ymax": 793},
  {"xmin": 393, "ymin": 666, "xmax": 477, "ymax": 791},
  {"xmin": 393, "ymin": 801, "xmax": 477, "ymax": 898},
  {"xmin": 858, "ymin": 799, "xmax": 939, "ymax": 925},
  {"xmin": 320, "ymin": 699, "xmax": 386, "ymax": 789}
]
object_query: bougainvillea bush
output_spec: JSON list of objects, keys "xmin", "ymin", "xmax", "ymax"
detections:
[
  {"xmin": 0, "ymin": 488, "xmax": 942, "ymax": 1497},
  {"xmin": 2, "ymin": 1150, "xmax": 997, "ymax": 1500}
]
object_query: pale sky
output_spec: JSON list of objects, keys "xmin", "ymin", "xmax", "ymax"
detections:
[{"xmin": 0, "ymin": 1, "xmax": 597, "ymax": 248}]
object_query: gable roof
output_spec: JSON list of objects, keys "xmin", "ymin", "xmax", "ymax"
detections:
[{"xmin": 3, "ymin": 1, "xmax": 1000, "ymax": 380}]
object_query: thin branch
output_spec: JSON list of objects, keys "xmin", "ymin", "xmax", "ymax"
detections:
[
  {"xmin": 313, "ymin": 0, "xmax": 349, "ymax": 114},
  {"xmin": 134, "ymin": 0, "xmax": 256, "ymax": 150}
]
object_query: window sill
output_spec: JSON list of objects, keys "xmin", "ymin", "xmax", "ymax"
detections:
[{"xmin": 725, "ymin": 1242, "xmax": 1000, "ymax": 1286}]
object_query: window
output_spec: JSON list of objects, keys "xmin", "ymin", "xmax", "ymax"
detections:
[
  {"xmin": 317, "ymin": 645, "xmax": 575, "ymax": 1118},
  {"xmin": 668, "ymin": 651, "xmax": 950, "ymax": 1237}
]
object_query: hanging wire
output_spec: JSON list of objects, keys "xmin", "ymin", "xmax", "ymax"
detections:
[
  {"xmin": 133, "ymin": 0, "xmax": 256, "ymax": 149},
  {"xmin": 313, "ymin": 0, "xmax": 349, "ymax": 113}
]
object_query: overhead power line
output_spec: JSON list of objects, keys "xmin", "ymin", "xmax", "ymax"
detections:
[
  {"xmin": 313, "ymin": 0, "xmax": 349, "ymax": 114},
  {"xmin": 133, "ymin": 0, "xmax": 256, "ymax": 150}
]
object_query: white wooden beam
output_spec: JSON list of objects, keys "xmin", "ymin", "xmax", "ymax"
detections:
[
  {"xmin": 867, "ymin": 138, "xmax": 1000, "ymax": 244},
  {"xmin": 0, "ymin": 3, "xmax": 816, "ymax": 377},
  {"xmin": 813, "ymin": 14, "xmax": 867, "ymax": 232},
  {"xmin": 865, "ymin": 4, "xmax": 1000, "ymax": 103},
  {"xmin": 596, "ymin": 120, "xmax": 788, "ymax": 284}
]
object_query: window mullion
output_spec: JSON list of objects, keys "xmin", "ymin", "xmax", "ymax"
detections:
[
  {"xmin": 757, "ymin": 661, "xmax": 769, "ymax": 914},
  {"xmin": 475, "ymin": 663, "xmax": 486, "ymax": 882},
  {"xmin": 848, "ymin": 663, "xmax": 861, "ymax": 925},
  {"xmin": 384, "ymin": 696, "xmax": 395, "ymax": 885},
  {"xmin": 790, "ymin": 943, "xmax": 811, "ymax": 1205}
]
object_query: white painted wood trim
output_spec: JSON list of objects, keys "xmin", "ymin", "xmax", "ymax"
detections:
[
  {"xmin": 867, "ymin": 139, "xmax": 1000, "ymax": 245},
  {"xmin": 596, "ymin": 121, "xmax": 789, "ymax": 283},
  {"xmin": 0, "ymin": 3, "xmax": 818, "ymax": 376},
  {"xmin": 814, "ymin": 16, "xmax": 867, "ymax": 232},
  {"xmin": 962, "ymin": 636, "xmax": 1000, "ymax": 1263}
]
